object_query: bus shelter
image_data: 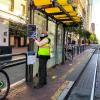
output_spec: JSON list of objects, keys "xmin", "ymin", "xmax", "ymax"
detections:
[{"xmin": 27, "ymin": 0, "xmax": 81, "ymax": 82}]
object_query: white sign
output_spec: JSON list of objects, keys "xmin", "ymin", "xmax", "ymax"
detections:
[
  {"xmin": 27, "ymin": 55, "xmax": 35, "ymax": 65},
  {"xmin": 27, "ymin": 51, "xmax": 36, "ymax": 65}
]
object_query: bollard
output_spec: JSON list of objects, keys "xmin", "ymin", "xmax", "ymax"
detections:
[
  {"xmin": 79, "ymin": 46, "xmax": 80, "ymax": 53},
  {"xmin": 75, "ymin": 46, "xmax": 76, "ymax": 55},
  {"xmin": 83, "ymin": 45, "xmax": 84, "ymax": 51},
  {"xmin": 77, "ymin": 46, "xmax": 79, "ymax": 54},
  {"xmin": 72, "ymin": 46, "xmax": 74, "ymax": 59},
  {"xmin": 82, "ymin": 45, "xmax": 83, "ymax": 52},
  {"xmin": 73, "ymin": 46, "xmax": 75, "ymax": 56},
  {"xmin": 80, "ymin": 45, "xmax": 82, "ymax": 53}
]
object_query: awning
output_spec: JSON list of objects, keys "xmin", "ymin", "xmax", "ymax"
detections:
[{"xmin": 33, "ymin": 0, "xmax": 81, "ymax": 25}]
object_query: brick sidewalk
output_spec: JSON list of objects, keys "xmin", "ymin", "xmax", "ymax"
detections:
[{"xmin": 7, "ymin": 49, "xmax": 94, "ymax": 100}]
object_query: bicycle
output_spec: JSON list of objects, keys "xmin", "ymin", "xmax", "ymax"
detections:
[
  {"xmin": 0, "ymin": 63, "xmax": 10, "ymax": 100},
  {"xmin": 65, "ymin": 46, "xmax": 73, "ymax": 61}
]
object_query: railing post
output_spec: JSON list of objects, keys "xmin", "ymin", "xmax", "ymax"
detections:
[
  {"xmin": 75, "ymin": 46, "xmax": 76, "ymax": 56},
  {"xmin": 77, "ymin": 45, "xmax": 79, "ymax": 54},
  {"xmin": 72, "ymin": 46, "xmax": 74, "ymax": 59},
  {"xmin": 25, "ymin": 53, "xmax": 28, "ymax": 82},
  {"xmin": 80, "ymin": 45, "xmax": 82, "ymax": 53},
  {"xmin": 79, "ymin": 45, "xmax": 80, "ymax": 53},
  {"xmin": 73, "ymin": 46, "xmax": 75, "ymax": 56}
]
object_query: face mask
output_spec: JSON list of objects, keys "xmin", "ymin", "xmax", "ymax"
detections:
[{"xmin": 40, "ymin": 34, "xmax": 47, "ymax": 37}]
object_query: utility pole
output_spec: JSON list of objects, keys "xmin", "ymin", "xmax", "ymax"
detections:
[{"xmin": 26, "ymin": 0, "xmax": 34, "ymax": 83}]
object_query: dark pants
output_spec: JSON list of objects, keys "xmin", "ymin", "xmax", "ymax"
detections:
[{"xmin": 38, "ymin": 57, "xmax": 48, "ymax": 85}]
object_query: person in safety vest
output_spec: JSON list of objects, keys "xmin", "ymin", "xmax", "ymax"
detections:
[{"xmin": 34, "ymin": 31, "xmax": 50, "ymax": 89}]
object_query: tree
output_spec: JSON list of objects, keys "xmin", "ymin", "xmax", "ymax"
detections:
[
  {"xmin": 83, "ymin": 30, "xmax": 91, "ymax": 39},
  {"xmin": 90, "ymin": 33, "xmax": 98, "ymax": 43}
]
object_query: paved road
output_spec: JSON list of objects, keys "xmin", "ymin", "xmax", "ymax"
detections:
[
  {"xmin": 4, "ymin": 64, "xmax": 26, "ymax": 84},
  {"xmin": 94, "ymin": 49, "xmax": 100, "ymax": 100},
  {"xmin": 67, "ymin": 47, "xmax": 100, "ymax": 100}
]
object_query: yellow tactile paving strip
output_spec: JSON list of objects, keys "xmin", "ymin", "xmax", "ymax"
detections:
[{"xmin": 51, "ymin": 80, "xmax": 73, "ymax": 100}]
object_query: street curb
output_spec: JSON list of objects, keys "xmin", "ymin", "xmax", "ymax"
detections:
[
  {"xmin": 51, "ymin": 49, "xmax": 96, "ymax": 100},
  {"xmin": 63, "ymin": 49, "xmax": 96, "ymax": 100}
]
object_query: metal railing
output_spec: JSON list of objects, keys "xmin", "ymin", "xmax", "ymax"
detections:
[
  {"xmin": 0, "ymin": 53, "xmax": 27, "ymax": 82},
  {"xmin": 65, "ymin": 44, "xmax": 89, "ymax": 61}
]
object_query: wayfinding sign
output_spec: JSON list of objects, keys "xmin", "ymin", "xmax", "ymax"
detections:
[{"xmin": 27, "ymin": 24, "xmax": 37, "ymax": 38}]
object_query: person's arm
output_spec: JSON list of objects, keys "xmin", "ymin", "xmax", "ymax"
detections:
[{"xmin": 35, "ymin": 38, "xmax": 49, "ymax": 46}]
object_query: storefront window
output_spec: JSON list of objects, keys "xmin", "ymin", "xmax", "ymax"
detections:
[
  {"xmin": 9, "ymin": 22, "xmax": 27, "ymax": 47},
  {"xmin": 10, "ymin": 36, "xmax": 14, "ymax": 46}
]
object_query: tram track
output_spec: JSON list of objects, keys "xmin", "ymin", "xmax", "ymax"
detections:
[
  {"xmin": 64, "ymin": 48, "xmax": 100, "ymax": 100},
  {"xmin": 94, "ymin": 48, "xmax": 100, "ymax": 100}
]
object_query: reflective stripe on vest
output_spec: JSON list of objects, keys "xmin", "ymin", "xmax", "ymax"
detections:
[{"xmin": 38, "ymin": 38, "xmax": 50, "ymax": 56}]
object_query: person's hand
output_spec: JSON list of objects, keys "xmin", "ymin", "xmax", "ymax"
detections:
[{"xmin": 32, "ymin": 38, "xmax": 36, "ymax": 41}]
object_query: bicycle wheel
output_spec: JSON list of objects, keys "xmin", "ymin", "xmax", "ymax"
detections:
[{"xmin": 0, "ymin": 70, "xmax": 10, "ymax": 100}]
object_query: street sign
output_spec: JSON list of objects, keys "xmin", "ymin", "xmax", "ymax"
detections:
[
  {"xmin": 27, "ymin": 24, "xmax": 37, "ymax": 38},
  {"xmin": 27, "ymin": 25, "xmax": 36, "ymax": 65},
  {"xmin": 27, "ymin": 51, "xmax": 35, "ymax": 65}
]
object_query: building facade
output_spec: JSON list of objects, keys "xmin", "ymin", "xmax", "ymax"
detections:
[
  {"xmin": 0, "ymin": 0, "xmax": 92, "ymax": 47},
  {"xmin": 0, "ymin": 0, "xmax": 92, "ymax": 76},
  {"xmin": 65, "ymin": 0, "xmax": 89, "ymax": 44},
  {"xmin": 77, "ymin": 0, "xmax": 90, "ymax": 30},
  {"xmin": 0, "ymin": 0, "xmax": 27, "ymax": 47},
  {"xmin": 91, "ymin": 23, "xmax": 95, "ymax": 34}
]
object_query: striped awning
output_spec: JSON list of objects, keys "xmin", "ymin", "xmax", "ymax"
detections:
[{"xmin": 33, "ymin": 0, "xmax": 81, "ymax": 25}]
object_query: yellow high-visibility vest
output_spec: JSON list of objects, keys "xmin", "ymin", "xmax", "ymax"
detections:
[{"xmin": 38, "ymin": 38, "xmax": 50, "ymax": 56}]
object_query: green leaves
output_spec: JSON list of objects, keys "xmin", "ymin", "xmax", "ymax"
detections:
[{"xmin": 9, "ymin": 21, "xmax": 27, "ymax": 37}]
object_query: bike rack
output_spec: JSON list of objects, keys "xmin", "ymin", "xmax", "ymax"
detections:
[{"xmin": 65, "ymin": 44, "xmax": 88, "ymax": 61}]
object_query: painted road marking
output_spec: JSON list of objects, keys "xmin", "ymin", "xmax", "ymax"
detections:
[{"xmin": 51, "ymin": 80, "xmax": 74, "ymax": 100}]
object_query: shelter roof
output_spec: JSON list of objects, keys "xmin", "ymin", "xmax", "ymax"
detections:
[{"xmin": 33, "ymin": 0, "xmax": 81, "ymax": 25}]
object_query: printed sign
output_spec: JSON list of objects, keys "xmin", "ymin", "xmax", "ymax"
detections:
[
  {"xmin": 27, "ymin": 51, "xmax": 35, "ymax": 65},
  {"xmin": 27, "ymin": 24, "xmax": 37, "ymax": 38}
]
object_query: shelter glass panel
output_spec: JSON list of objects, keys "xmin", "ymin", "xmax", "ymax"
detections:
[
  {"xmin": 57, "ymin": 24, "xmax": 63, "ymax": 64},
  {"xmin": 47, "ymin": 20, "xmax": 56, "ymax": 68}
]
